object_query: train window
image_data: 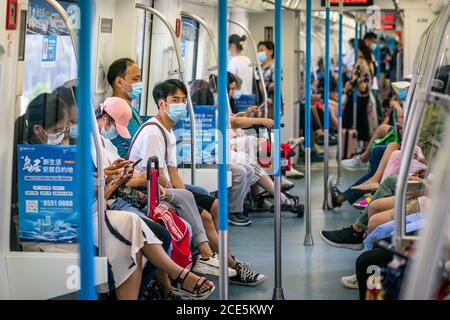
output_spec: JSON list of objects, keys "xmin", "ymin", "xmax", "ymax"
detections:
[
  {"xmin": 20, "ymin": 0, "xmax": 79, "ymax": 115},
  {"xmin": 181, "ymin": 16, "xmax": 200, "ymax": 83},
  {"xmin": 12, "ymin": 0, "xmax": 80, "ymax": 253}
]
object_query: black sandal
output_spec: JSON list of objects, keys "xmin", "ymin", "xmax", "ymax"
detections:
[{"xmin": 170, "ymin": 269, "xmax": 215, "ymax": 300}]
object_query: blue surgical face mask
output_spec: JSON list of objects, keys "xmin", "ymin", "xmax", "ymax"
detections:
[
  {"xmin": 124, "ymin": 80, "xmax": 143, "ymax": 101},
  {"xmin": 232, "ymin": 90, "xmax": 242, "ymax": 101},
  {"xmin": 69, "ymin": 123, "xmax": 78, "ymax": 140},
  {"xmin": 101, "ymin": 126, "xmax": 119, "ymax": 140},
  {"xmin": 166, "ymin": 103, "xmax": 187, "ymax": 123},
  {"xmin": 257, "ymin": 51, "xmax": 268, "ymax": 64},
  {"xmin": 370, "ymin": 43, "xmax": 378, "ymax": 51},
  {"xmin": 397, "ymin": 88, "xmax": 408, "ymax": 101}
]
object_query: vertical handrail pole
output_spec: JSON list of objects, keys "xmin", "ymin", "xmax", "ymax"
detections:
[
  {"xmin": 303, "ymin": 0, "xmax": 313, "ymax": 246},
  {"xmin": 78, "ymin": 0, "xmax": 96, "ymax": 299},
  {"xmin": 323, "ymin": 0, "xmax": 331, "ymax": 210},
  {"xmin": 218, "ymin": 0, "xmax": 229, "ymax": 300},
  {"xmin": 272, "ymin": 0, "xmax": 284, "ymax": 300},
  {"xmin": 46, "ymin": 0, "xmax": 104, "ymax": 297},
  {"xmin": 396, "ymin": 50, "xmax": 403, "ymax": 82},
  {"xmin": 136, "ymin": 4, "xmax": 197, "ymax": 184},
  {"xmin": 337, "ymin": 0, "xmax": 344, "ymax": 184},
  {"xmin": 352, "ymin": 22, "xmax": 358, "ymax": 130}
]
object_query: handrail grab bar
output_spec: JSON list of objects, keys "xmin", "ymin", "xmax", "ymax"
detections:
[{"xmin": 136, "ymin": 4, "xmax": 197, "ymax": 184}]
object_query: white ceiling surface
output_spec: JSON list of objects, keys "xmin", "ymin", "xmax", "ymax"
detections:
[{"xmin": 184, "ymin": 0, "xmax": 436, "ymax": 12}]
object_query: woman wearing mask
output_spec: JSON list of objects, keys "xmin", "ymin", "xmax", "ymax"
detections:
[
  {"xmin": 228, "ymin": 34, "xmax": 254, "ymax": 95},
  {"xmin": 25, "ymin": 93, "xmax": 71, "ymax": 145},
  {"xmin": 257, "ymin": 41, "xmax": 284, "ymax": 119},
  {"xmin": 21, "ymin": 93, "xmax": 214, "ymax": 300},
  {"xmin": 343, "ymin": 39, "xmax": 374, "ymax": 148},
  {"xmin": 93, "ymin": 97, "xmax": 215, "ymax": 300}
]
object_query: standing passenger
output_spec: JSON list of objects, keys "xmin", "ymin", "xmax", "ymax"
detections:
[{"xmin": 228, "ymin": 34, "xmax": 254, "ymax": 95}]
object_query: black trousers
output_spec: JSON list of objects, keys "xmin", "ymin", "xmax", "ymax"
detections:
[
  {"xmin": 355, "ymin": 248, "xmax": 393, "ymax": 300},
  {"xmin": 343, "ymin": 94, "xmax": 371, "ymax": 142}
]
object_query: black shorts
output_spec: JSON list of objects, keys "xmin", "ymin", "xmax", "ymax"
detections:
[{"xmin": 191, "ymin": 191, "xmax": 216, "ymax": 214}]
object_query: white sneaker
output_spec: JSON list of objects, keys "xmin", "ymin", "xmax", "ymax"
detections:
[
  {"xmin": 341, "ymin": 156, "xmax": 368, "ymax": 171},
  {"xmin": 192, "ymin": 253, "xmax": 237, "ymax": 277},
  {"xmin": 286, "ymin": 167, "xmax": 304, "ymax": 179},
  {"xmin": 341, "ymin": 274, "xmax": 358, "ymax": 289}
]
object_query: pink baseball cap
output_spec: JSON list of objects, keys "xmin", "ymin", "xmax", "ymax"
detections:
[{"xmin": 102, "ymin": 97, "xmax": 132, "ymax": 139}]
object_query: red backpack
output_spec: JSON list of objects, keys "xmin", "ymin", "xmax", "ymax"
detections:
[{"xmin": 146, "ymin": 156, "xmax": 192, "ymax": 269}]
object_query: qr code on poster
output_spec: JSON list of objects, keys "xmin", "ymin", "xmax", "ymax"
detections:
[{"xmin": 26, "ymin": 200, "xmax": 38, "ymax": 213}]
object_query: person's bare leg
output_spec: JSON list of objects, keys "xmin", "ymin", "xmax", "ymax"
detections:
[
  {"xmin": 140, "ymin": 243, "xmax": 214, "ymax": 293},
  {"xmin": 368, "ymin": 209, "xmax": 395, "ymax": 234},
  {"xmin": 155, "ymin": 270, "xmax": 171, "ymax": 298},
  {"xmin": 197, "ymin": 242, "xmax": 214, "ymax": 259},
  {"xmin": 358, "ymin": 142, "xmax": 399, "ymax": 185},
  {"xmin": 359, "ymin": 124, "xmax": 391, "ymax": 162},
  {"xmin": 115, "ymin": 252, "xmax": 143, "ymax": 300},
  {"xmin": 256, "ymin": 175, "xmax": 287, "ymax": 204},
  {"xmin": 201, "ymin": 210, "xmax": 237, "ymax": 269},
  {"xmin": 368, "ymin": 197, "xmax": 395, "ymax": 219}
]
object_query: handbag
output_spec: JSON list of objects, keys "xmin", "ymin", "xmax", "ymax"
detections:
[
  {"xmin": 147, "ymin": 157, "xmax": 193, "ymax": 269},
  {"xmin": 114, "ymin": 185, "xmax": 147, "ymax": 209}
]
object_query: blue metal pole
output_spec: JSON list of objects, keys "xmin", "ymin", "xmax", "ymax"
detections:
[
  {"xmin": 218, "ymin": 0, "xmax": 229, "ymax": 300},
  {"xmin": 352, "ymin": 22, "xmax": 358, "ymax": 130},
  {"xmin": 303, "ymin": 0, "xmax": 313, "ymax": 246},
  {"xmin": 273, "ymin": 0, "xmax": 284, "ymax": 300},
  {"xmin": 77, "ymin": 0, "xmax": 95, "ymax": 300},
  {"xmin": 323, "ymin": 1, "xmax": 331, "ymax": 209},
  {"xmin": 337, "ymin": 4, "xmax": 343, "ymax": 183}
]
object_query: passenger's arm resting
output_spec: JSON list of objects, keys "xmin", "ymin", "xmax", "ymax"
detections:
[
  {"xmin": 230, "ymin": 116, "xmax": 273, "ymax": 129},
  {"xmin": 126, "ymin": 171, "xmax": 147, "ymax": 188},
  {"xmin": 168, "ymin": 166, "xmax": 185, "ymax": 189}
]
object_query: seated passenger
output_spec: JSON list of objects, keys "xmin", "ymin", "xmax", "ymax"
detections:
[
  {"xmin": 106, "ymin": 57, "xmax": 207, "ymax": 196},
  {"xmin": 98, "ymin": 158, "xmax": 214, "ymax": 300},
  {"xmin": 18, "ymin": 93, "xmax": 214, "ymax": 300},
  {"xmin": 124, "ymin": 80, "xmax": 268, "ymax": 286},
  {"xmin": 189, "ymin": 78, "xmax": 257, "ymax": 227},
  {"xmin": 94, "ymin": 97, "xmax": 241, "ymax": 280},
  {"xmin": 210, "ymin": 73, "xmax": 303, "ymax": 214}
]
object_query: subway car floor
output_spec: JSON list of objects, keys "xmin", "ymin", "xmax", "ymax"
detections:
[{"xmin": 209, "ymin": 156, "xmax": 365, "ymax": 300}]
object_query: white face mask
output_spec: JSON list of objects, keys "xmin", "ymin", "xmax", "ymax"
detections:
[{"xmin": 44, "ymin": 129, "xmax": 66, "ymax": 145}]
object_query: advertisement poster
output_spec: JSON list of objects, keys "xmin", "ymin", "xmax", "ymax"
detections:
[
  {"xmin": 174, "ymin": 106, "xmax": 216, "ymax": 166},
  {"xmin": 17, "ymin": 145, "xmax": 78, "ymax": 243},
  {"xmin": 234, "ymin": 94, "xmax": 257, "ymax": 113},
  {"xmin": 27, "ymin": 0, "xmax": 80, "ymax": 36},
  {"xmin": 41, "ymin": 35, "xmax": 57, "ymax": 67}
]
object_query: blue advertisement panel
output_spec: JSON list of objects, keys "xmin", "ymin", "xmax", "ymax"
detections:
[
  {"xmin": 174, "ymin": 106, "xmax": 216, "ymax": 166},
  {"xmin": 17, "ymin": 145, "xmax": 78, "ymax": 243},
  {"xmin": 27, "ymin": 0, "xmax": 80, "ymax": 35},
  {"xmin": 234, "ymin": 94, "xmax": 256, "ymax": 113}
]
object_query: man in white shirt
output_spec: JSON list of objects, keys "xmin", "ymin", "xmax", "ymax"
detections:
[{"xmin": 129, "ymin": 79, "xmax": 267, "ymax": 286}]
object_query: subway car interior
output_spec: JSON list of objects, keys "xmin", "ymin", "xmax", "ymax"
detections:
[{"xmin": 0, "ymin": 0, "xmax": 449, "ymax": 302}]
